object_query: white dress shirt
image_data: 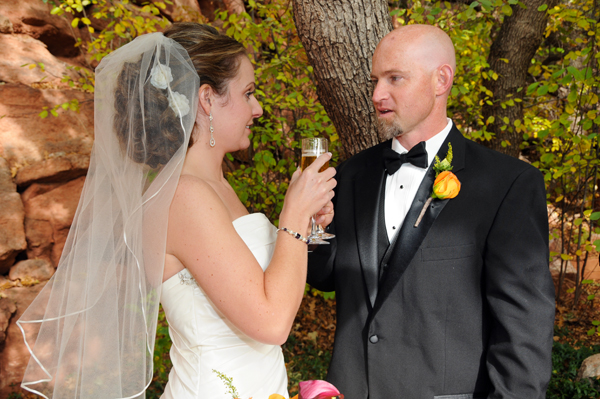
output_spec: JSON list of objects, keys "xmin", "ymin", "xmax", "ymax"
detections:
[{"xmin": 384, "ymin": 119, "xmax": 453, "ymax": 242}]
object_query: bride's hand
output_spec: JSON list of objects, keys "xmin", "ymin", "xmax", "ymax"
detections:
[
  {"xmin": 315, "ymin": 200, "xmax": 334, "ymax": 228},
  {"xmin": 280, "ymin": 153, "xmax": 336, "ymax": 231}
]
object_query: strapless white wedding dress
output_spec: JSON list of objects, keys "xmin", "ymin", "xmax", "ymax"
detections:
[{"xmin": 160, "ymin": 213, "xmax": 289, "ymax": 399}]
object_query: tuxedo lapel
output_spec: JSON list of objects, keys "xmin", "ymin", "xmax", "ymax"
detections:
[
  {"xmin": 372, "ymin": 127, "xmax": 465, "ymax": 314},
  {"xmin": 354, "ymin": 142, "xmax": 389, "ymax": 308}
]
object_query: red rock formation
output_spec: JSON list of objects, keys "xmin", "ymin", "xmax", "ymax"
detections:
[
  {"xmin": 0, "ymin": 84, "xmax": 94, "ymax": 173},
  {"xmin": 0, "ymin": 283, "xmax": 46, "ymax": 397},
  {"xmin": 22, "ymin": 176, "xmax": 85, "ymax": 267},
  {"xmin": 9, "ymin": 259, "xmax": 54, "ymax": 282},
  {"xmin": 0, "ymin": 158, "xmax": 26, "ymax": 274},
  {"xmin": 0, "ymin": 2, "xmax": 95, "ymax": 393},
  {"xmin": 0, "ymin": 0, "xmax": 80, "ymax": 58}
]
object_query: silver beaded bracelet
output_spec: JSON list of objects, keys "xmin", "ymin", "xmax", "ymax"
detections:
[{"xmin": 277, "ymin": 227, "xmax": 311, "ymax": 245}]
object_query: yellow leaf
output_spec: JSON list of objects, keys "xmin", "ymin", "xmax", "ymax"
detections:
[
  {"xmin": 81, "ymin": 17, "xmax": 91, "ymax": 25},
  {"xmin": 71, "ymin": 17, "xmax": 79, "ymax": 28}
]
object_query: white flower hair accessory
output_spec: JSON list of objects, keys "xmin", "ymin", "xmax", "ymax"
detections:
[
  {"xmin": 169, "ymin": 91, "xmax": 191, "ymax": 117},
  {"xmin": 150, "ymin": 63, "xmax": 173, "ymax": 90}
]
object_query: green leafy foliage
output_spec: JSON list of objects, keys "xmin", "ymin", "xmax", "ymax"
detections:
[
  {"xmin": 39, "ymin": 99, "xmax": 80, "ymax": 118},
  {"xmin": 548, "ymin": 340, "xmax": 600, "ymax": 398},
  {"xmin": 389, "ymin": 0, "xmax": 599, "ymax": 329},
  {"xmin": 44, "ymin": 0, "xmax": 337, "ymax": 223},
  {"xmin": 284, "ymin": 333, "xmax": 331, "ymax": 392},
  {"xmin": 146, "ymin": 308, "xmax": 172, "ymax": 399},
  {"xmin": 389, "ymin": 0, "xmax": 501, "ymax": 141},
  {"xmin": 526, "ymin": 2, "xmax": 599, "ymax": 306},
  {"xmin": 217, "ymin": 2, "xmax": 338, "ymax": 221},
  {"xmin": 50, "ymin": 0, "xmax": 170, "ymax": 62}
]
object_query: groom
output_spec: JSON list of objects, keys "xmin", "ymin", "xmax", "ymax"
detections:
[{"xmin": 308, "ymin": 25, "xmax": 555, "ymax": 399}]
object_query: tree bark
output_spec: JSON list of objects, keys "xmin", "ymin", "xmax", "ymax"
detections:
[
  {"xmin": 292, "ymin": 0, "xmax": 392, "ymax": 158},
  {"xmin": 481, "ymin": 0, "xmax": 557, "ymax": 158}
]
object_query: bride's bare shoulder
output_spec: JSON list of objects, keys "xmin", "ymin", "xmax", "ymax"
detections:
[{"xmin": 170, "ymin": 174, "xmax": 228, "ymax": 218}]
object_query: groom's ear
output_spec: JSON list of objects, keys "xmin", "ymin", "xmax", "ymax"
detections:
[
  {"xmin": 435, "ymin": 64, "xmax": 454, "ymax": 96},
  {"xmin": 198, "ymin": 84, "xmax": 214, "ymax": 116}
]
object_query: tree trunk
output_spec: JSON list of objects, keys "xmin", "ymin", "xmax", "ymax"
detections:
[
  {"xmin": 292, "ymin": 0, "xmax": 392, "ymax": 158},
  {"xmin": 481, "ymin": 0, "xmax": 557, "ymax": 158}
]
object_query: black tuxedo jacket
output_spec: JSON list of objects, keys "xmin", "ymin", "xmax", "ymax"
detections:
[{"xmin": 307, "ymin": 126, "xmax": 555, "ymax": 399}]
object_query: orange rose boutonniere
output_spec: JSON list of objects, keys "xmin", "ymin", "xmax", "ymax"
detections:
[
  {"xmin": 415, "ymin": 143, "xmax": 461, "ymax": 227},
  {"xmin": 432, "ymin": 170, "xmax": 461, "ymax": 199}
]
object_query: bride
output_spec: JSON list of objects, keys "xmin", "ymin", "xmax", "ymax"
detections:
[{"xmin": 18, "ymin": 22, "xmax": 336, "ymax": 399}]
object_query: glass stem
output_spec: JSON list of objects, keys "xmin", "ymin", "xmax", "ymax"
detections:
[{"xmin": 310, "ymin": 215, "xmax": 319, "ymax": 237}]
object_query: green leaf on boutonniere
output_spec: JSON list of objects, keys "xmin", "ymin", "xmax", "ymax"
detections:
[
  {"xmin": 432, "ymin": 143, "xmax": 454, "ymax": 176},
  {"xmin": 414, "ymin": 143, "xmax": 459, "ymax": 227}
]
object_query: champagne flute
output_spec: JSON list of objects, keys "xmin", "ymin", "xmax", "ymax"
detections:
[{"xmin": 301, "ymin": 137, "xmax": 334, "ymax": 245}]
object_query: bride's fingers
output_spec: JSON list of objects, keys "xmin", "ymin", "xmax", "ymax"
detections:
[
  {"xmin": 289, "ymin": 167, "xmax": 302, "ymax": 184},
  {"xmin": 304, "ymin": 152, "xmax": 332, "ymax": 174},
  {"xmin": 316, "ymin": 201, "xmax": 334, "ymax": 216},
  {"xmin": 315, "ymin": 208, "xmax": 334, "ymax": 226},
  {"xmin": 320, "ymin": 166, "xmax": 336, "ymax": 182},
  {"xmin": 312, "ymin": 184, "xmax": 336, "ymax": 213}
]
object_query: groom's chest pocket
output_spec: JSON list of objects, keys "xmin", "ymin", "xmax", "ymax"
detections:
[{"xmin": 420, "ymin": 243, "xmax": 478, "ymax": 263}]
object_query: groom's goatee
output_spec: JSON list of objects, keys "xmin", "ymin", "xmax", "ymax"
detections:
[{"xmin": 377, "ymin": 117, "xmax": 404, "ymax": 141}]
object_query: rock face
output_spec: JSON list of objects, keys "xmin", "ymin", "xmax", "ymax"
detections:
[
  {"xmin": 0, "ymin": 193, "xmax": 27, "ymax": 274},
  {"xmin": 0, "ymin": 1, "xmax": 94, "ymax": 394},
  {"xmin": 0, "ymin": 33, "xmax": 80, "ymax": 87},
  {"xmin": 16, "ymin": 153, "xmax": 89, "ymax": 187},
  {"xmin": 155, "ymin": 0, "xmax": 203, "ymax": 21},
  {"xmin": 9, "ymin": 259, "xmax": 54, "ymax": 282},
  {"xmin": 0, "ymin": 0, "xmax": 79, "ymax": 58},
  {"xmin": 0, "ymin": 297, "xmax": 17, "ymax": 344},
  {"xmin": 0, "ymin": 10, "xmax": 93, "ymax": 179},
  {"xmin": 0, "ymin": 158, "xmax": 27, "ymax": 274},
  {"xmin": 0, "ymin": 83, "xmax": 94, "ymax": 176},
  {"xmin": 23, "ymin": 176, "xmax": 85, "ymax": 267},
  {"xmin": 0, "ymin": 283, "xmax": 46, "ymax": 398}
]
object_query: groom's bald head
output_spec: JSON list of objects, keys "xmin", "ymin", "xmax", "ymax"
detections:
[
  {"xmin": 371, "ymin": 25, "xmax": 456, "ymax": 145},
  {"xmin": 377, "ymin": 24, "xmax": 456, "ymax": 78}
]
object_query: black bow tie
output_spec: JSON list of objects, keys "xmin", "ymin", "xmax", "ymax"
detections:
[{"xmin": 383, "ymin": 141, "xmax": 428, "ymax": 174}]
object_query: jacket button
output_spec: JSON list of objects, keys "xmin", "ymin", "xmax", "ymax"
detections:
[{"xmin": 369, "ymin": 335, "xmax": 379, "ymax": 344}]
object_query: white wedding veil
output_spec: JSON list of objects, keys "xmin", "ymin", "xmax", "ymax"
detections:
[{"xmin": 17, "ymin": 32, "xmax": 199, "ymax": 398}]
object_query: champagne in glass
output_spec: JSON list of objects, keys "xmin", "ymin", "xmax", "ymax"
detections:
[
  {"xmin": 301, "ymin": 138, "xmax": 334, "ymax": 244},
  {"xmin": 301, "ymin": 153, "xmax": 329, "ymax": 172}
]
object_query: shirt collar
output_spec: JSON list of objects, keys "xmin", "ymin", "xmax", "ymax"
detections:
[{"xmin": 392, "ymin": 118, "xmax": 453, "ymax": 167}]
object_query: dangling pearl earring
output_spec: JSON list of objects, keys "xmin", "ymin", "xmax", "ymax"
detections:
[{"xmin": 209, "ymin": 111, "xmax": 215, "ymax": 147}]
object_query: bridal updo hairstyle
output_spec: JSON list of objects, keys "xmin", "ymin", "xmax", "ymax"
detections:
[{"xmin": 113, "ymin": 23, "xmax": 247, "ymax": 168}]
